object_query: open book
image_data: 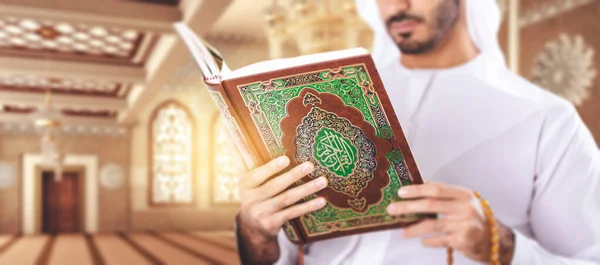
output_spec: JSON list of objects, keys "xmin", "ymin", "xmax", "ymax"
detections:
[{"xmin": 174, "ymin": 23, "xmax": 429, "ymax": 244}]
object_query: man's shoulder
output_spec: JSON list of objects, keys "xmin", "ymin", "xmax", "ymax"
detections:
[{"xmin": 490, "ymin": 69, "xmax": 575, "ymax": 114}]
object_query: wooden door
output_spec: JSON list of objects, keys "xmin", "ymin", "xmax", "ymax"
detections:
[{"xmin": 42, "ymin": 171, "xmax": 80, "ymax": 234}]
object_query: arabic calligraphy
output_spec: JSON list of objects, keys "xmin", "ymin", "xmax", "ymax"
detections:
[
  {"xmin": 313, "ymin": 127, "xmax": 358, "ymax": 177},
  {"xmin": 295, "ymin": 105, "xmax": 377, "ymax": 198}
]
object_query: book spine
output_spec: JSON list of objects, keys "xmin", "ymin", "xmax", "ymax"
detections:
[
  {"xmin": 215, "ymin": 80, "xmax": 306, "ymax": 245},
  {"xmin": 205, "ymin": 80, "xmax": 260, "ymax": 170}
]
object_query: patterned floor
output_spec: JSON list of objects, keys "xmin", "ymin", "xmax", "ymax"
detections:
[{"xmin": 0, "ymin": 231, "xmax": 239, "ymax": 265}]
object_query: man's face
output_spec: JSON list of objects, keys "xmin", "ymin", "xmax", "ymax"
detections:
[{"xmin": 377, "ymin": 0, "xmax": 461, "ymax": 54}]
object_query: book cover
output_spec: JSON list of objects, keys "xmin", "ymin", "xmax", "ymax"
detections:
[{"xmin": 174, "ymin": 23, "xmax": 429, "ymax": 245}]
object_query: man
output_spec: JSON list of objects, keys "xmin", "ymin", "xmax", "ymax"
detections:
[{"xmin": 235, "ymin": 0, "xmax": 600, "ymax": 264}]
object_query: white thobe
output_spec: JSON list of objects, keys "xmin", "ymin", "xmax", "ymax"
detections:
[{"xmin": 272, "ymin": 53, "xmax": 600, "ymax": 264}]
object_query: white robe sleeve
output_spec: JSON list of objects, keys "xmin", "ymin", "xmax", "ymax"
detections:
[
  {"xmin": 512, "ymin": 102, "xmax": 600, "ymax": 264},
  {"xmin": 274, "ymin": 229, "xmax": 299, "ymax": 265}
]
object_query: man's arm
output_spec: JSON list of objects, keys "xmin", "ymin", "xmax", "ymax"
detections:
[
  {"xmin": 235, "ymin": 216, "xmax": 299, "ymax": 265},
  {"xmin": 511, "ymin": 102, "xmax": 600, "ymax": 264},
  {"xmin": 234, "ymin": 156, "xmax": 327, "ymax": 265},
  {"xmin": 235, "ymin": 214, "xmax": 279, "ymax": 265},
  {"xmin": 387, "ymin": 101, "xmax": 599, "ymax": 264}
]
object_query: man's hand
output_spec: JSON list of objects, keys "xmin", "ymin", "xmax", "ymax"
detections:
[
  {"xmin": 237, "ymin": 156, "xmax": 328, "ymax": 264},
  {"xmin": 386, "ymin": 182, "xmax": 515, "ymax": 264}
]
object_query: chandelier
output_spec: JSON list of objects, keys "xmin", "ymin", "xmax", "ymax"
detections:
[
  {"xmin": 263, "ymin": 0, "xmax": 373, "ymax": 59},
  {"xmin": 29, "ymin": 89, "xmax": 65, "ymax": 181}
]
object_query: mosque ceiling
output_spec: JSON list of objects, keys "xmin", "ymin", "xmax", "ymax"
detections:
[{"xmin": 0, "ymin": 0, "xmax": 232, "ymax": 135}]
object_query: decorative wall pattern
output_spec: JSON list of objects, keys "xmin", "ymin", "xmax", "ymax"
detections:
[
  {"xmin": 520, "ymin": 0, "xmax": 600, "ymax": 143},
  {"xmin": 150, "ymin": 101, "xmax": 194, "ymax": 205},
  {"xmin": 100, "ymin": 163, "xmax": 125, "ymax": 190},
  {"xmin": 519, "ymin": 0, "xmax": 597, "ymax": 27},
  {"xmin": 531, "ymin": 34, "xmax": 597, "ymax": 105}
]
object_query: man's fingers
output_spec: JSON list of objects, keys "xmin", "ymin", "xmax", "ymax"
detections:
[
  {"xmin": 268, "ymin": 197, "xmax": 327, "ymax": 230},
  {"xmin": 240, "ymin": 156, "xmax": 290, "ymax": 189},
  {"xmin": 420, "ymin": 232, "xmax": 474, "ymax": 251},
  {"xmin": 387, "ymin": 199, "xmax": 466, "ymax": 216},
  {"xmin": 402, "ymin": 219, "xmax": 463, "ymax": 238},
  {"xmin": 408, "ymin": 220, "xmax": 481, "ymax": 252},
  {"xmin": 261, "ymin": 176, "xmax": 328, "ymax": 215},
  {"xmin": 397, "ymin": 182, "xmax": 473, "ymax": 200},
  {"xmin": 421, "ymin": 234, "xmax": 454, "ymax": 248},
  {"xmin": 255, "ymin": 161, "xmax": 315, "ymax": 201}
]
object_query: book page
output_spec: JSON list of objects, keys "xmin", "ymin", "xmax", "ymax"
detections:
[
  {"xmin": 174, "ymin": 22, "xmax": 221, "ymax": 79},
  {"xmin": 221, "ymin": 48, "xmax": 369, "ymax": 80}
]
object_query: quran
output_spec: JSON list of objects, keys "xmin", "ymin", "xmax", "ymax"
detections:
[{"xmin": 175, "ymin": 23, "xmax": 429, "ymax": 244}]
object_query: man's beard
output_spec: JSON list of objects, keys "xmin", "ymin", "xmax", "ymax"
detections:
[
  {"xmin": 390, "ymin": 0, "xmax": 460, "ymax": 54},
  {"xmin": 397, "ymin": 33, "xmax": 438, "ymax": 55}
]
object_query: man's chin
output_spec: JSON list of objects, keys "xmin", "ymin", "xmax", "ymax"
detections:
[
  {"xmin": 396, "ymin": 40, "xmax": 436, "ymax": 55},
  {"xmin": 397, "ymin": 44, "xmax": 427, "ymax": 55}
]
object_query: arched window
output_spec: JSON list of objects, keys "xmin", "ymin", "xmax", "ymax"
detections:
[
  {"xmin": 211, "ymin": 114, "xmax": 244, "ymax": 204},
  {"xmin": 149, "ymin": 100, "xmax": 195, "ymax": 206}
]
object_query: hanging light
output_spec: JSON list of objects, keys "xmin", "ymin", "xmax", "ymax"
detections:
[{"xmin": 30, "ymin": 88, "xmax": 65, "ymax": 182}]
